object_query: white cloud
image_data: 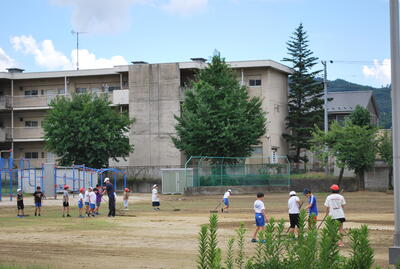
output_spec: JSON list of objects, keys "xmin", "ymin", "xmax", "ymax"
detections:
[
  {"xmin": 70, "ymin": 49, "xmax": 128, "ymax": 69},
  {"xmin": 0, "ymin": 48, "xmax": 16, "ymax": 72},
  {"xmin": 54, "ymin": 0, "xmax": 141, "ymax": 33},
  {"xmin": 11, "ymin": 35, "xmax": 128, "ymax": 70},
  {"xmin": 11, "ymin": 35, "xmax": 70, "ymax": 69},
  {"xmin": 163, "ymin": 0, "xmax": 209, "ymax": 15},
  {"xmin": 362, "ymin": 59, "xmax": 391, "ymax": 85}
]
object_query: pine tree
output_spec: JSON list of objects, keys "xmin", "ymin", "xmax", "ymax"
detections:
[
  {"xmin": 283, "ymin": 23, "xmax": 324, "ymax": 163},
  {"xmin": 172, "ymin": 53, "xmax": 267, "ymax": 162}
]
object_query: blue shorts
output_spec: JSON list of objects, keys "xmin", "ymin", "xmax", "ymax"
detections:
[
  {"xmin": 78, "ymin": 201, "xmax": 83, "ymax": 209},
  {"xmin": 90, "ymin": 203, "xmax": 95, "ymax": 209},
  {"xmin": 85, "ymin": 202, "xmax": 89, "ymax": 206},
  {"xmin": 223, "ymin": 198, "xmax": 229, "ymax": 206},
  {"xmin": 96, "ymin": 202, "xmax": 101, "ymax": 207},
  {"xmin": 255, "ymin": 213, "xmax": 265, "ymax": 227},
  {"xmin": 35, "ymin": 202, "xmax": 42, "ymax": 208}
]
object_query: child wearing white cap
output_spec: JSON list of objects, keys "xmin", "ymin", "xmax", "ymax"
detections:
[
  {"xmin": 152, "ymin": 184, "xmax": 160, "ymax": 211},
  {"xmin": 288, "ymin": 191, "xmax": 301, "ymax": 234},
  {"xmin": 221, "ymin": 189, "xmax": 232, "ymax": 213},
  {"xmin": 17, "ymin": 189, "xmax": 24, "ymax": 217}
]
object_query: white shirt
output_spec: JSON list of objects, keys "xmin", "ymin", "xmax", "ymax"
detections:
[
  {"xmin": 63, "ymin": 190, "xmax": 69, "ymax": 202},
  {"xmin": 84, "ymin": 190, "xmax": 89, "ymax": 202},
  {"xmin": 223, "ymin": 191, "xmax": 230, "ymax": 199},
  {"xmin": 78, "ymin": 193, "xmax": 84, "ymax": 202},
  {"xmin": 288, "ymin": 196, "xmax": 300, "ymax": 214},
  {"xmin": 152, "ymin": 188, "xmax": 159, "ymax": 202},
  {"xmin": 254, "ymin": 200, "xmax": 265, "ymax": 214},
  {"xmin": 324, "ymin": 194, "xmax": 346, "ymax": 219},
  {"xmin": 89, "ymin": 191, "xmax": 96, "ymax": 204}
]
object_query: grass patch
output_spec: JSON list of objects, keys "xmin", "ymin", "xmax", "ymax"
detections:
[{"xmin": 290, "ymin": 172, "xmax": 341, "ymax": 180}]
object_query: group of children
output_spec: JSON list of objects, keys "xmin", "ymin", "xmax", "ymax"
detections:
[
  {"xmin": 15, "ymin": 182, "xmax": 132, "ymax": 218},
  {"xmin": 221, "ymin": 184, "xmax": 346, "ymax": 246}
]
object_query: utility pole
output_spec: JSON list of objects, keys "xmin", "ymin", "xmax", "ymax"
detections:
[
  {"xmin": 322, "ymin": 60, "xmax": 329, "ymax": 175},
  {"xmin": 389, "ymin": 0, "xmax": 400, "ymax": 264},
  {"xmin": 71, "ymin": 30, "xmax": 87, "ymax": 70}
]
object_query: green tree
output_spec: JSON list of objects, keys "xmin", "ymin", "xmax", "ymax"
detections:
[
  {"xmin": 349, "ymin": 105, "xmax": 372, "ymax": 128},
  {"xmin": 172, "ymin": 53, "xmax": 267, "ymax": 161},
  {"xmin": 283, "ymin": 23, "xmax": 324, "ymax": 164},
  {"xmin": 312, "ymin": 121, "xmax": 376, "ymax": 190},
  {"xmin": 376, "ymin": 131, "xmax": 393, "ymax": 190},
  {"xmin": 43, "ymin": 93, "xmax": 134, "ymax": 168}
]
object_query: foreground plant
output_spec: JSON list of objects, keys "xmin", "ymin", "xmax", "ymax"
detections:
[{"xmin": 196, "ymin": 210, "xmax": 376, "ymax": 269}]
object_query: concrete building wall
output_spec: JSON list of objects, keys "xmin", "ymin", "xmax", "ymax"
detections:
[{"xmin": 128, "ymin": 63, "xmax": 182, "ymax": 167}]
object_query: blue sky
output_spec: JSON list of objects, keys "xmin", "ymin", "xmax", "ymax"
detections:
[{"xmin": 0, "ymin": 0, "xmax": 392, "ymax": 87}]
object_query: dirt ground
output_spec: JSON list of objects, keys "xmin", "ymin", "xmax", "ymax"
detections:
[{"xmin": 0, "ymin": 191, "xmax": 395, "ymax": 268}]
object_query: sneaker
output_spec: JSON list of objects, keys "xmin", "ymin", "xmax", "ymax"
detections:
[
  {"xmin": 260, "ymin": 240, "xmax": 266, "ymax": 244},
  {"xmin": 38, "ymin": 214, "xmax": 41, "ymax": 216},
  {"xmin": 157, "ymin": 208, "xmax": 160, "ymax": 211},
  {"xmin": 79, "ymin": 215, "xmax": 84, "ymax": 218},
  {"xmin": 67, "ymin": 214, "xmax": 71, "ymax": 217},
  {"xmin": 251, "ymin": 239, "xmax": 257, "ymax": 243},
  {"xmin": 34, "ymin": 212, "xmax": 37, "ymax": 216}
]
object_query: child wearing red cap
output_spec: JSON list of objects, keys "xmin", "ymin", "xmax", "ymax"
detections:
[
  {"xmin": 324, "ymin": 184, "xmax": 346, "ymax": 247},
  {"xmin": 62, "ymin": 185, "xmax": 71, "ymax": 218},
  {"xmin": 123, "ymin": 188, "xmax": 130, "ymax": 210},
  {"xmin": 78, "ymin": 188, "xmax": 85, "ymax": 218}
]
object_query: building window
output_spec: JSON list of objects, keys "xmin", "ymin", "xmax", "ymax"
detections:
[
  {"xmin": 25, "ymin": 121, "xmax": 38, "ymax": 127},
  {"xmin": 76, "ymin": 88, "xmax": 87, "ymax": 94},
  {"xmin": 249, "ymin": 79, "xmax": 262, "ymax": 87},
  {"xmin": 252, "ymin": 146, "xmax": 263, "ymax": 155},
  {"xmin": 41, "ymin": 152, "xmax": 45, "ymax": 158},
  {"xmin": 25, "ymin": 152, "xmax": 39, "ymax": 159},
  {"xmin": 24, "ymin": 90, "xmax": 38, "ymax": 96},
  {"xmin": 91, "ymin": 88, "xmax": 101, "ymax": 94},
  {"xmin": 271, "ymin": 148, "xmax": 278, "ymax": 164},
  {"xmin": 58, "ymin": 88, "xmax": 66, "ymax": 94}
]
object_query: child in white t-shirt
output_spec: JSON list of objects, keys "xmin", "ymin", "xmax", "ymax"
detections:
[
  {"xmin": 123, "ymin": 188, "xmax": 130, "ymax": 209},
  {"xmin": 88, "ymin": 187, "xmax": 97, "ymax": 217},
  {"xmin": 152, "ymin": 185, "xmax": 160, "ymax": 211},
  {"xmin": 251, "ymin": 192, "xmax": 268, "ymax": 243},
  {"xmin": 288, "ymin": 191, "xmax": 301, "ymax": 234},
  {"xmin": 221, "ymin": 189, "xmax": 232, "ymax": 213},
  {"xmin": 324, "ymin": 184, "xmax": 346, "ymax": 247},
  {"xmin": 84, "ymin": 189, "xmax": 90, "ymax": 215}
]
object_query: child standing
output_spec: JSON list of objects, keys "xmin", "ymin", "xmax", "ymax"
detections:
[
  {"xmin": 303, "ymin": 188, "xmax": 318, "ymax": 226},
  {"xmin": 88, "ymin": 187, "xmax": 96, "ymax": 217},
  {"xmin": 84, "ymin": 187, "xmax": 90, "ymax": 215},
  {"xmin": 221, "ymin": 189, "xmax": 232, "ymax": 213},
  {"xmin": 324, "ymin": 184, "xmax": 346, "ymax": 247},
  {"xmin": 62, "ymin": 185, "xmax": 71, "ymax": 218},
  {"xmin": 95, "ymin": 184, "xmax": 102, "ymax": 215},
  {"xmin": 288, "ymin": 191, "xmax": 301, "ymax": 234},
  {"xmin": 252, "ymin": 192, "xmax": 268, "ymax": 243},
  {"xmin": 33, "ymin": 186, "xmax": 44, "ymax": 216},
  {"xmin": 17, "ymin": 189, "xmax": 24, "ymax": 217},
  {"xmin": 152, "ymin": 184, "xmax": 160, "ymax": 211},
  {"xmin": 78, "ymin": 188, "xmax": 85, "ymax": 218},
  {"xmin": 123, "ymin": 188, "xmax": 130, "ymax": 210}
]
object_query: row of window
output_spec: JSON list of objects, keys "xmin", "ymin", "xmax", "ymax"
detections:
[
  {"xmin": 24, "ymin": 89, "xmax": 65, "ymax": 96},
  {"xmin": 23, "ymin": 86, "xmax": 122, "ymax": 96},
  {"xmin": 24, "ymin": 152, "xmax": 45, "ymax": 159}
]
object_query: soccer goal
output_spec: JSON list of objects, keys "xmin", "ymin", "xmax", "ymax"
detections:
[{"xmin": 184, "ymin": 156, "xmax": 290, "ymax": 188}]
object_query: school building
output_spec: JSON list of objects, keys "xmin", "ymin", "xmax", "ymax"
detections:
[{"xmin": 0, "ymin": 58, "xmax": 292, "ymax": 177}]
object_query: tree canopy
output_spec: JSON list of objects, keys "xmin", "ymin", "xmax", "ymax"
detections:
[
  {"xmin": 43, "ymin": 93, "xmax": 134, "ymax": 168},
  {"xmin": 283, "ymin": 23, "xmax": 324, "ymax": 163},
  {"xmin": 172, "ymin": 53, "xmax": 267, "ymax": 161},
  {"xmin": 349, "ymin": 105, "xmax": 372, "ymax": 128}
]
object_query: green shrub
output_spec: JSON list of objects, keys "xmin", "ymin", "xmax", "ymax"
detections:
[{"xmin": 196, "ymin": 210, "xmax": 378, "ymax": 269}]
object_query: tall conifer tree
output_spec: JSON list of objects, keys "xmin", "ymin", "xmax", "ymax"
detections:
[{"xmin": 283, "ymin": 23, "xmax": 324, "ymax": 163}]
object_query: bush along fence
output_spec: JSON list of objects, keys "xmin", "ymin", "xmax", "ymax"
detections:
[{"xmin": 197, "ymin": 211, "xmax": 377, "ymax": 269}]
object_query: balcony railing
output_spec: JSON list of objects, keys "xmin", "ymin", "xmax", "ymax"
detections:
[
  {"xmin": 0, "ymin": 127, "xmax": 12, "ymax": 142},
  {"xmin": 12, "ymin": 127, "xmax": 44, "ymax": 140},
  {"xmin": 0, "ymin": 96, "xmax": 12, "ymax": 110},
  {"xmin": 12, "ymin": 94, "xmax": 63, "ymax": 109}
]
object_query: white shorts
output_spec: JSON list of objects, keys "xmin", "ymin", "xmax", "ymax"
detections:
[{"xmin": 123, "ymin": 200, "xmax": 128, "ymax": 207}]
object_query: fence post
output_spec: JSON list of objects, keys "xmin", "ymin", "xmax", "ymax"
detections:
[
  {"xmin": 123, "ymin": 172, "xmax": 126, "ymax": 189},
  {"xmin": 0, "ymin": 172, "xmax": 2, "ymax": 201},
  {"xmin": 9, "ymin": 169, "xmax": 13, "ymax": 201}
]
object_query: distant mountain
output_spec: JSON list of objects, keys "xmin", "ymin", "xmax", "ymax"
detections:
[{"xmin": 327, "ymin": 79, "xmax": 392, "ymax": 128}]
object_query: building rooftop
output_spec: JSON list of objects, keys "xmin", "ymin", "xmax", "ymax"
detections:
[
  {"xmin": 0, "ymin": 59, "xmax": 293, "ymax": 80},
  {"xmin": 327, "ymin": 90, "xmax": 379, "ymax": 115}
]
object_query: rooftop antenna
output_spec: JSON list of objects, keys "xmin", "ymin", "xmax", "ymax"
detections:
[{"xmin": 71, "ymin": 30, "xmax": 88, "ymax": 70}]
